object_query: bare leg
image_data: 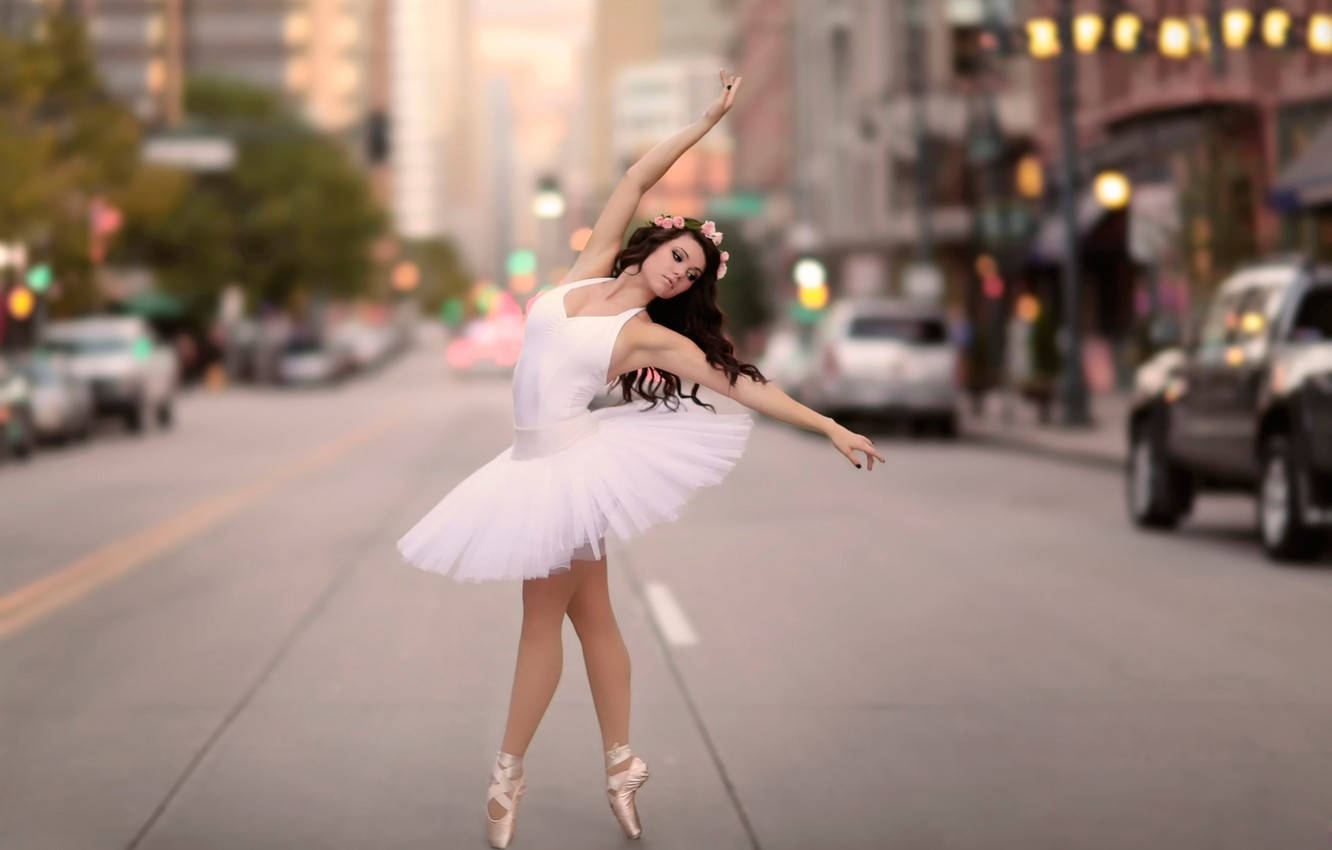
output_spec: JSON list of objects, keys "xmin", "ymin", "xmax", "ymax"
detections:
[
  {"xmin": 489, "ymin": 566, "xmax": 579, "ymax": 819},
  {"xmin": 565, "ymin": 552, "xmax": 634, "ymax": 775}
]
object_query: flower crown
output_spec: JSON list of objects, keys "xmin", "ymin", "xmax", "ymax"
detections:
[{"xmin": 649, "ymin": 214, "xmax": 729, "ymax": 279}]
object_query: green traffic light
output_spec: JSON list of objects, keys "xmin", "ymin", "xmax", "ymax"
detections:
[{"xmin": 26, "ymin": 264, "xmax": 52, "ymax": 292}]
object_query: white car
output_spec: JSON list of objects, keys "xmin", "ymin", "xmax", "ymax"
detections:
[
  {"xmin": 277, "ymin": 338, "xmax": 354, "ymax": 386},
  {"xmin": 800, "ymin": 298, "xmax": 959, "ymax": 435},
  {"xmin": 39, "ymin": 316, "xmax": 178, "ymax": 433},
  {"xmin": 21, "ymin": 353, "xmax": 94, "ymax": 444}
]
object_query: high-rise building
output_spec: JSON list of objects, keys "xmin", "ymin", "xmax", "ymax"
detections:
[
  {"xmin": 611, "ymin": 58, "xmax": 732, "ymax": 219},
  {"xmin": 389, "ymin": 0, "xmax": 474, "ymax": 241},
  {"xmin": 585, "ymin": 0, "xmax": 660, "ymax": 201},
  {"xmin": 73, "ymin": 0, "xmax": 371, "ymax": 135}
]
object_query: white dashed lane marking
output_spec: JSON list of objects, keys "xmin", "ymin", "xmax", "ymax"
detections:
[{"xmin": 643, "ymin": 581, "xmax": 698, "ymax": 647}]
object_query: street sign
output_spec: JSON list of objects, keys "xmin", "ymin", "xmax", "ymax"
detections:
[{"xmin": 143, "ymin": 135, "xmax": 237, "ymax": 172}]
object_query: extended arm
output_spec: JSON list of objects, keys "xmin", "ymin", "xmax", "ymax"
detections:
[
  {"xmin": 626, "ymin": 323, "xmax": 885, "ymax": 470},
  {"xmin": 563, "ymin": 70, "xmax": 742, "ymax": 283}
]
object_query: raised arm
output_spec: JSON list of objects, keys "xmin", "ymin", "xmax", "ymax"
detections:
[{"xmin": 562, "ymin": 69, "xmax": 742, "ymax": 283}]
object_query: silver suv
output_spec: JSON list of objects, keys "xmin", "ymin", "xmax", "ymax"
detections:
[
  {"xmin": 800, "ymin": 298, "xmax": 959, "ymax": 435},
  {"xmin": 39, "ymin": 316, "xmax": 178, "ymax": 433}
]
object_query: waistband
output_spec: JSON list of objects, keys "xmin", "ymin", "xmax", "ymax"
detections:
[{"xmin": 512, "ymin": 410, "xmax": 601, "ymax": 460}]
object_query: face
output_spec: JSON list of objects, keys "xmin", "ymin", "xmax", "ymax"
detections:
[{"xmin": 640, "ymin": 234, "xmax": 704, "ymax": 298}]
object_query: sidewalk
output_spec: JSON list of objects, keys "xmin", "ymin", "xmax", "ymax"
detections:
[{"xmin": 960, "ymin": 389, "xmax": 1129, "ymax": 471}]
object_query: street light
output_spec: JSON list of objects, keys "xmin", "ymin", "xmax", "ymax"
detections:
[
  {"xmin": 532, "ymin": 188, "xmax": 565, "ymax": 220},
  {"xmin": 1073, "ymin": 13, "xmax": 1103, "ymax": 53},
  {"xmin": 1015, "ymin": 154, "xmax": 1045, "ymax": 199},
  {"xmin": 1309, "ymin": 14, "xmax": 1332, "ymax": 54},
  {"xmin": 1093, "ymin": 170, "xmax": 1132, "ymax": 210},
  {"xmin": 1159, "ymin": 17, "xmax": 1191, "ymax": 59},
  {"xmin": 1026, "ymin": 18, "xmax": 1060, "ymax": 58},
  {"xmin": 1262, "ymin": 8, "xmax": 1292, "ymax": 48},
  {"xmin": 1222, "ymin": 9, "xmax": 1254, "ymax": 49},
  {"xmin": 1112, "ymin": 12, "xmax": 1143, "ymax": 52}
]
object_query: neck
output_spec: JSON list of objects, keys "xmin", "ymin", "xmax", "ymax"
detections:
[{"xmin": 607, "ymin": 268, "xmax": 655, "ymax": 310}]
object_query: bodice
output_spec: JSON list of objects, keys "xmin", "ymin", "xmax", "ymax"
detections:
[{"xmin": 511, "ymin": 278, "xmax": 645, "ymax": 428}]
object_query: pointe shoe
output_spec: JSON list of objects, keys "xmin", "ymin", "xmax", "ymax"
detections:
[
  {"xmin": 486, "ymin": 751, "xmax": 526, "ymax": 849},
  {"xmin": 605, "ymin": 743, "xmax": 650, "ymax": 839}
]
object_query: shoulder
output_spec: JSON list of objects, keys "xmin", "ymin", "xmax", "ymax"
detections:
[{"xmin": 621, "ymin": 312, "xmax": 694, "ymax": 353}]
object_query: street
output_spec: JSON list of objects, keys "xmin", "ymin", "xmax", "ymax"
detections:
[{"xmin": 2, "ymin": 339, "xmax": 1331, "ymax": 850}]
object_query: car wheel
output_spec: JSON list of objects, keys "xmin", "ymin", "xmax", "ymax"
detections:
[
  {"xmin": 1257, "ymin": 435, "xmax": 1325, "ymax": 562},
  {"xmin": 126, "ymin": 395, "xmax": 149, "ymax": 433},
  {"xmin": 938, "ymin": 413, "xmax": 959, "ymax": 439},
  {"xmin": 9, "ymin": 411, "xmax": 35, "ymax": 460},
  {"xmin": 1126, "ymin": 420, "xmax": 1191, "ymax": 529}
]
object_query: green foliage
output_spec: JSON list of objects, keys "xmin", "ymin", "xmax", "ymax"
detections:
[
  {"xmin": 0, "ymin": 12, "xmax": 142, "ymax": 316},
  {"xmin": 115, "ymin": 76, "xmax": 386, "ymax": 315},
  {"xmin": 401, "ymin": 237, "xmax": 472, "ymax": 315},
  {"xmin": 710, "ymin": 219, "xmax": 771, "ymax": 351}
]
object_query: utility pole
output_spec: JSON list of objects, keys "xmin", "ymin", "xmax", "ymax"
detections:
[{"xmin": 1054, "ymin": 0, "xmax": 1090, "ymax": 426}]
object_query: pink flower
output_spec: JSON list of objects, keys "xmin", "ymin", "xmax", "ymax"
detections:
[
  {"xmin": 721, "ymin": 251, "xmax": 730, "ymax": 261},
  {"xmin": 660, "ymin": 217, "xmax": 674, "ymax": 229},
  {"xmin": 710, "ymin": 231, "xmax": 723, "ymax": 246},
  {"xmin": 717, "ymin": 263, "xmax": 728, "ymax": 278},
  {"xmin": 653, "ymin": 215, "xmax": 665, "ymax": 226},
  {"xmin": 672, "ymin": 215, "xmax": 685, "ymax": 228},
  {"xmin": 701, "ymin": 220, "xmax": 716, "ymax": 236}
]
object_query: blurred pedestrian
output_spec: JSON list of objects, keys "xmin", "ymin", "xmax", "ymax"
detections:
[{"xmin": 394, "ymin": 69, "xmax": 883, "ymax": 848}]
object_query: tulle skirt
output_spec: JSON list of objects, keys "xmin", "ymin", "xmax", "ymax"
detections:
[{"xmin": 396, "ymin": 402, "xmax": 753, "ymax": 582}]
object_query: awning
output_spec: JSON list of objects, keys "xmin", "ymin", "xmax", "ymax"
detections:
[
  {"xmin": 1029, "ymin": 189, "xmax": 1111, "ymax": 264},
  {"xmin": 1271, "ymin": 118, "xmax": 1332, "ymax": 212}
]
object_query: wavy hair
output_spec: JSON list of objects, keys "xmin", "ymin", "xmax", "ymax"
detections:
[{"xmin": 609, "ymin": 224, "xmax": 767, "ymax": 411}]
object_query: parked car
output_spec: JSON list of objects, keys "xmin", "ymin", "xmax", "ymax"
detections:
[
  {"xmin": 800, "ymin": 298, "xmax": 959, "ymax": 435},
  {"xmin": 39, "ymin": 316, "xmax": 178, "ymax": 433},
  {"xmin": 277, "ymin": 337, "xmax": 349, "ymax": 386},
  {"xmin": 20, "ymin": 353, "xmax": 94, "ymax": 444},
  {"xmin": 328, "ymin": 320, "xmax": 401, "ymax": 372},
  {"xmin": 757, "ymin": 325, "xmax": 813, "ymax": 403},
  {"xmin": 0, "ymin": 355, "xmax": 36, "ymax": 461},
  {"xmin": 1127, "ymin": 256, "xmax": 1332, "ymax": 560}
]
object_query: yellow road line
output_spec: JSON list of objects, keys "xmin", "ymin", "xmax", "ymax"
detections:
[{"xmin": 0, "ymin": 407, "xmax": 413, "ymax": 640}]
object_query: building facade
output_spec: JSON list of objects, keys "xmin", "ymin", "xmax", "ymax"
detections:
[
  {"xmin": 775, "ymin": 0, "xmax": 1036, "ymax": 304},
  {"xmin": 389, "ymin": 0, "xmax": 474, "ymax": 241},
  {"xmin": 1028, "ymin": 0, "xmax": 1332, "ymax": 339}
]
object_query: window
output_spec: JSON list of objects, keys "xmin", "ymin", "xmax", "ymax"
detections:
[
  {"xmin": 1290, "ymin": 287, "xmax": 1332, "ymax": 342},
  {"xmin": 848, "ymin": 316, "xmax": 948, "ymax": 344},
  {"xmin": 1194, "ymin": 290, "xmax": 1245, "ymax": 361}
]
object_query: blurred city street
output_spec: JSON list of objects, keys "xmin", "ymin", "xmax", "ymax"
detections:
[
  {"xmin": 3, "ymin": 336, "xmax": 1331, "ymax": 850},
  {"xmin": 6, "ymin": 0, "xmax": 1332, "ymax": 847}
]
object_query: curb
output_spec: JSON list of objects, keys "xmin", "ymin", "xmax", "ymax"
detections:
[{"xmin": 964, "ymin": 428, "xmax": 1124, "ymax": 474}]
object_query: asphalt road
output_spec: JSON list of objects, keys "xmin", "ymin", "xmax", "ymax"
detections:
[{"xmin": 2, "ymin": 336, "xmax": 1330, "ymax": 850}]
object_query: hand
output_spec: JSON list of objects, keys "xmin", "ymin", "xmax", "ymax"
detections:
[
  {"xmin": 827, "ymin": 422, "xmax": 885, "ymax": 471},
  {"xmin": 702, "ymin": 68, "xmax": 742, "ymax": 125}
]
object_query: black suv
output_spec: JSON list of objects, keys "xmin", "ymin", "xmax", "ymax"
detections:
[{"xmin": 1127, "ymin": 257, "xmax": 1332, "ymax": 560}]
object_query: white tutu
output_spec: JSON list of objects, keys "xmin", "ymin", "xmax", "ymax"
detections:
[{"xmin": 396, "ymin": 402, "xmax": 752, "ymax": 582}]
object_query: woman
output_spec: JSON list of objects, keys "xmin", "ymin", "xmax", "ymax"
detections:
[{"xmin": 396, "ymin": 69, "xmax": 883, "ymax": 847}]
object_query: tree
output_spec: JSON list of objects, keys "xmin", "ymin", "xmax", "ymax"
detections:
[
  {"xmin": 400, "ymin": 237, "xmax": 472, "ymax": 315},
  {"xmin": 710, "ymin": 218, "xmax": 771, "ymax": 354},
  {"xmin": 0, "ymin": 12, "xmax": 142, "ymax": 317},
  {"xmin": 113, "ymin": 76, "xmax": 386, "ymax": 318}
]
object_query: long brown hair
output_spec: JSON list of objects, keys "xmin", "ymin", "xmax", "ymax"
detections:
[{"xmin": 609, "ymin": 224, "xmax": 767, "ymax": 411}]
